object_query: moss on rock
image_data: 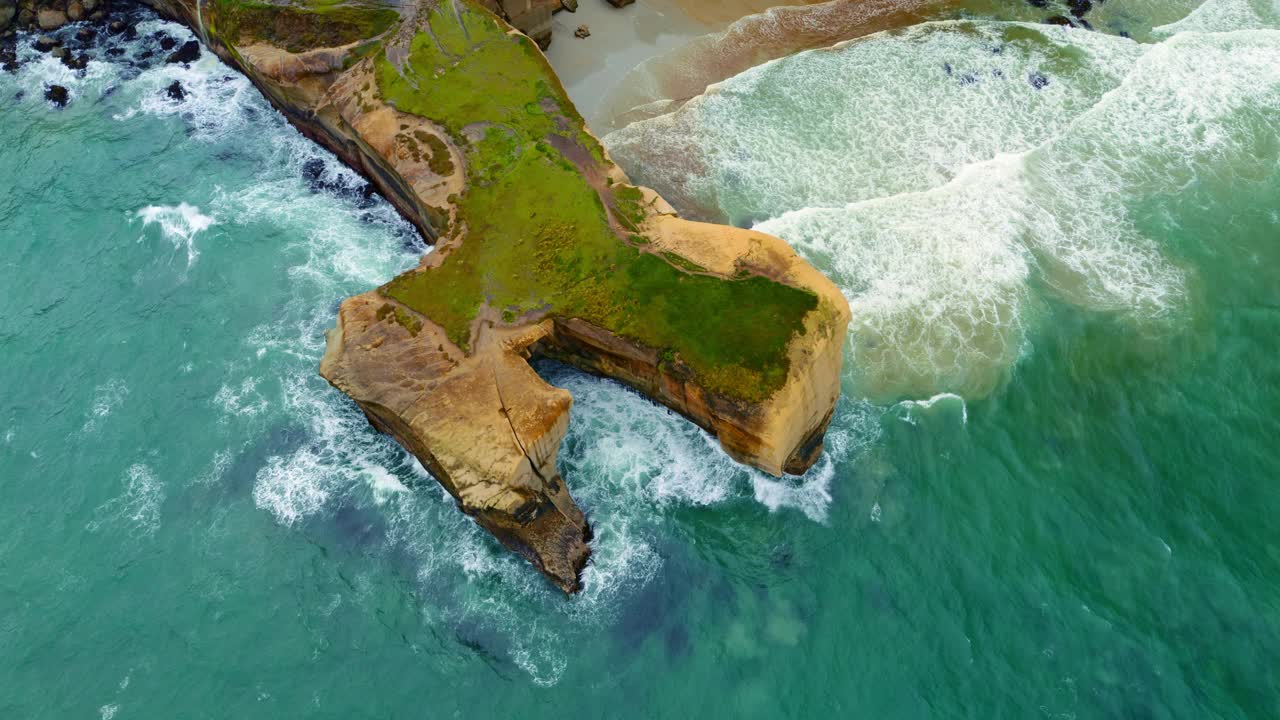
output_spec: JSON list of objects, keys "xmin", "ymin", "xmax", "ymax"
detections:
[{"xmin": 375, "ymin": 0, "xmax": 817, "ymax": 403}]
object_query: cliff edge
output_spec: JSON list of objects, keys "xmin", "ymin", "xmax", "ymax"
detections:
[{"xmin": 138, "ymin": 0, "xmax": 849, "ymax": 592}]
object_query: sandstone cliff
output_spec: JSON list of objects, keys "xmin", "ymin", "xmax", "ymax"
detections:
[{"xmin": 132, "ymin": 0, "xmax": 849, "ymax": 593}]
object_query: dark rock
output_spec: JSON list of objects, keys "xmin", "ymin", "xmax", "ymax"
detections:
[
  {"xmin": 1026, "ymin": 0, "xmax": 1048, "ymax": 6},
  {"xmin": 33, "ymin": 34, "xmax": 59, "ymax": 52},
  {"xmin": 107, "ymin": 19, "xmax": 125, "ymax": 34},
  {"xmin": 1044, "ymin": 15, "xmax": 1074, "ymax": 26},
  {"xmin": 1028, "ymin": 71, "xmax": 1050, "ymax": 90},
  {"xmin": 158, "ymin": 34, "xmax": 175, "ymax": 50},
  {"xmin": 1, "ymin": 46, "xmax": 17, "ymax": 73},
  {"xmin": 301, "ymin": 157, "xmax": 326, "ymax": 184},
  {"xmin": 165, "ymin": 79, "xmax": 184, "ymax": 100},
  {"xmin": 44, "ymin": 83, "xmax": 68, "ymax": 106},
  {"xmin": 74, "ymin": 26, "xmax": 93, "ymax": 43},
  {"xmin": 138, "ymin": 49, "xmax": 151, "ymax": 59},
  {"xmin": 105, "ymin": 46, "xmax": 124, "ymax": 56},
  {"xmin": 165, "ymin": 39, "xmax": 199, "ymax": 64},
  {"xmin": 942, "ymin": 62, "xmax": 952, "ymax": 76},
  {"xmin": 60, "ymin": 51, "xmax": 88, "ymax": 70},
  {"xmin": 1067, "ymin": 0, "xmax": 1092, "ymax": 18}
]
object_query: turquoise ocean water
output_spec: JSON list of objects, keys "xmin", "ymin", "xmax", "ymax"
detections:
[{"xmin": 3, "ymin": 1, "xmax": 1279, "ymax": 717}]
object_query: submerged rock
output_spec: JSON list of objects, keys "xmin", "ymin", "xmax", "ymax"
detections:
[
  {"xmin": 33, "ymin": 34, "xmax": 59, "ymax": 52},
  {"xmin": 1, "ymin": 47, "xmax": 18, "ymax": 73},
  {"xmin": 1067, "ymin": 0, "xmax": 1092, "ymax": 19},
  {"xmin": 165, "ymin": 79, "xmax": 184, "ymax": 100},
  {"xmin": 44, "ymin": 83, "xmax": 68, "ymax": 106},
  {"xmin": 60, "ymin": 51, "xmax": 89, "ymax": 70}
]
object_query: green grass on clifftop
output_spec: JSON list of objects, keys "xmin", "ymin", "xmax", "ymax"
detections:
[
  {"xmin": 375, "ymin": 0, "xmax": 818, "ymax": 403},
  {"xmin": 212, "ymin": 0, "xmax": 398, "ymax": 54}
]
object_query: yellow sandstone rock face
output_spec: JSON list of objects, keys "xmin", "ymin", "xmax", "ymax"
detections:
[{"xmin": 141, "ymin": 0, "xmax": 849, "ymax": 592}]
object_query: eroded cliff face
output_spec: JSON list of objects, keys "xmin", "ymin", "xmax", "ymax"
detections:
[{"xmin": 137, "ymin": 0, "xmax": 848, "ymax": 592}]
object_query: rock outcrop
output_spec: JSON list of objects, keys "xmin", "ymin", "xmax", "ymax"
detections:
[
  {"xmin": 132, "ymin": 0, "xmax": 849, "ymax": 592},
  {"xmin": 4, "ymin": 0, "xmax": 110, "ymax": 33}
]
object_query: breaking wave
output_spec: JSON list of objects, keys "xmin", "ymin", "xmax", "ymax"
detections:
[
  {"xmin": 0, "ymin": 7, "xmax": 875, "ymax": 686},
  {"xmin": 608, "ymin": 18, "xmax": 1280, "ymax": 400}
]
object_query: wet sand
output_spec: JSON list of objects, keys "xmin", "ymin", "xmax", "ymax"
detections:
[
  {"xmin": 544, "ymin": 1, "xmax": 714, "ymax": 130},
  {"xmin": 545, "ymin": 0, "xmax": 956, "ymax": 134}
]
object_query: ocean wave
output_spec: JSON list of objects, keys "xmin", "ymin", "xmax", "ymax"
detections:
[
  {"xmin": 136, "ymin": 202, "xmax": 214, "ymax": 269},
  {"xmin": 615, "ymin": 20, "xmax": 1280, "ymax": 401}
]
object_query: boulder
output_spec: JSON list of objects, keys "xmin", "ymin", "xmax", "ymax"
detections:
[
  {"xmin": 165, "ymin": 79, "xmax": 184, "ymax": 100},
  {"xmin": 36, "ymin": 8, "xmax": 66, "ymax": 29},
  {"xmin": 66, "ymin": 0, "xmax": 82, "ymax": 20},
  {"xmin": 559, "ymin": 0, "xmax": 576, "ymax": 10},
  {"xmin": 0, "ymin": 0, "xmax": 16, "ymax": 31},
  {"xmin": 164, "ymin": 39, "xmax": 199, "ymax": 64},
  {"xmin": 33, "ymin": 34, "xmax": 58, "ymax": 52},
  {"xmin": 44, "ymin": 83, "xmax": 67, "ymax": 106},
  {"xmin": 60, "ymin": 50, "xmax": 88, "ymax": 69},
  {"xmin": 74, "ymin": 26, "xmax": 93, "ymax": 43}
]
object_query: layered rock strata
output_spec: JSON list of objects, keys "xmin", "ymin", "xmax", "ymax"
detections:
[{"xmin": 127, "ymin": 0, "xmax": 849, "ymax": 592}]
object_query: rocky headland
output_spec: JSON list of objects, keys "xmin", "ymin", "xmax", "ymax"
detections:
[{"xmin": 13, "ymin": 0, "xmax": 849, "ymax": 592}]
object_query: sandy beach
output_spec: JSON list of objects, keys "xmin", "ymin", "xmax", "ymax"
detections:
[
  {"xmin": 545, "ymin": 0, "xmax": 955, "ymax": 134},
  {"xmin": 545, "ymin": 0, "xmax": 832, "ymax": 131}
]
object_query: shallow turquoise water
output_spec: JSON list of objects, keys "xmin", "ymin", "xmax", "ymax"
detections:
[{"xmin": 3, "ymin": 3, "xmax": 1280, "ymax": 718}]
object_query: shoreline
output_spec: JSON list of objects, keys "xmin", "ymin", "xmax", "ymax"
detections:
[{"xmin": 544, "ymin": 0, "xmax": 829, "ymax": 132}]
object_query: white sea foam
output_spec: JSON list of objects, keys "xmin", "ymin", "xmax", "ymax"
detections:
[
  {"xmin": 607, "ymin": 21, "xmax": 1144, "ymax": 224},
  {"xmin": 83, "ymin": 378, "xmax": 129, "ymax": 433},
  {"xmin": 88, "ymin": 463, "xmax": 164, "ymax": 538},
  {"xmin": 894, "ymin": 392, "xmax": 969, "ymax": 426},
  {"xmin": 136, "ymin": 202, "xmax": 215, "ymax": 269},
  {"xmin": 1154, "ymin": 0, "xmax": 1280, "ymax": 35},
  {"xmin": 213, "ymin": 376, "xmax": 269, "ymax": 419},
  {"xmin": 734, "ymin": 25, "xmax": 1280, "ymax": 400}
]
